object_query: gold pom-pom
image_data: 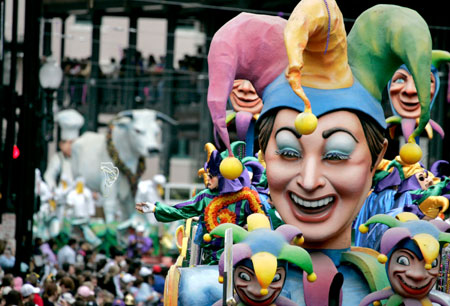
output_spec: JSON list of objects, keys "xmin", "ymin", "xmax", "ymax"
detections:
[
  {"xmin": 307, "ymin": 272, "xmax": 317, "ymax": 282},
  {"xmin": 424, "ymin": 263, "xmax": 432, "ymax": 270},
  {"xmin": 377, "ymin": 254, "xmax": 387, "ymax": 264},
  {"xmin": 260, "ymin": 288, "xmax": 269, "ymax": 296},
  {"xmin": 400, "ymin": 142, "xmax": 422, "ymax": 164},
  {"xmin": 294, "ymin": 236, "xmax": 304, "ymax": 246},
  {"xmin": 219, "ymin": 156, "xmax": 243, "ymax": 180},
  {"xmin": 203, "ymin": 233, "xmax": 212, "ymax": 243},
  {"xmin": 294, "ymin": 112, "xmax": 318, "ymax": 135},
  {"xmin": 218, "ymin": 276, "xmax": 223, "ymax": 283},
  {"xmin": 373, "ymin": 301, "xmax": 381, "ymax": 306},
  {"xmin": 359, "ymin": 224, "xmax": 369, "ymax": 234}
]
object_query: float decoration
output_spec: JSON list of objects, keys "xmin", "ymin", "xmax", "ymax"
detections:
[
  {"xmin": 210, "ymin": 214, "xmax": 315, "ymax": 306},
  {"xmin": 359, "ymin": 213, "xmax": 450, "ymax": 306},
  {"xmin": 207, "ymin": 13, "xmax": 288, "ymax": 179}
]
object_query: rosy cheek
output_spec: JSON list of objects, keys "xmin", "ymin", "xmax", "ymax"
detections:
[
  {"xmin": 390, "ymin": 85, "xmax": 402, "ymax": 94},
  {"xmin": 328, "ymin": 165, "xmax": 370, "ymax": 196},
  {"xmin": 428, "ymin": 269, "xmax": 440, "ymax": 277},
  {"xmin": 269, "ymin": 282, "xmax": 284, "ymax": 290},
  {"xmin": 266, "ymin": 161, "xmax": 294, "ymax": 190}
]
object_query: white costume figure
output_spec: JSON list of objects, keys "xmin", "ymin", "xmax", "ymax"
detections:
[
  {"xmin": 134, "ymin": 174, "xmax": 166, "ymax": 225},
  {"xmin": 44, "ymin": 109, "xmax": 84, "ymax": 191},
  {"xmin": 34, "ymin": 169, "xmax": 59, "ymax": 240},
  {"xmin": 66, "ymin": 177, "xmax": 96, "ymax": 219},
  {"xmin": 66, "ymin": 177, "xmax": 102, "ymax": 247}
]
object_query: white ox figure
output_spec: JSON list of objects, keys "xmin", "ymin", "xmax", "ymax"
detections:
[{"xmin": 71, "ymin": 109, "xmax": 176, "ymax": 223}]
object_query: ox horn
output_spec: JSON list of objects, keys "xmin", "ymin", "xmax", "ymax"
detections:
[
  {"xmin": 117, "ymin": 110, "xmax": 134, "ymax": 119},
  {"xmin": 156, "ymin": 112, "xmax": 178, "ymax": 126}
]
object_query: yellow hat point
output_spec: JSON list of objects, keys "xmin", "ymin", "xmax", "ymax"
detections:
[
  {"xmin": 307, "ymin": 272, "xmax": 317, "ymax": 282},
  {"xmin": 359, "ymin": 224, "xmax": 369, "ymax": 234},
  {"xmin": 294, "ymin": 112, "xmax": 317, "ymax": 135},
  {"xmin": 294, "ymin": 236, "xmax": 304, "ymax": 246},
  {"xmin": 219, "ymin": 156, "xmax": 243, "ymax": 180},
  {"xmin": 260, "ymin": 288, "xmax": 269, "ymax": 296},
  {"xmin": 373, "ymin": 301, "xmax": 381, "ymax": 306},
  {"xmin": 203, "ymin": 233, "xmax": 212, "ymax": 243},
  {"xmin": 424, "ymin": 263, "xmax": 432, "ymax": 270},
  {"xmin": 218, "ymin": 276, "xmax": 224, "ymax": 283},
  {"xmin": 378, "ymin": 254, "xmax": 388, "ymax": 264},
  {"xmin": 395, "ymin": 212, "xmax": 419, "ymax": 222},
  {"xmin": 247, "ymin": 214, "xmax": 271, "ymax": 232},
  {"xmin": 399, "ymin": 142, "xmax": 422, "ymax": 164}
]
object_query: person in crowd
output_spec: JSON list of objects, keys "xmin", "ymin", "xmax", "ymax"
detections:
[
  {"xmin": 1, "ymin": 274, "xmax": 14, "ymax": 296},
  {"xmin": 118, "ymin": 274, "xmax": 135, "ymax": 300},
  {"xmin": 20, "ymin": 284, "xmax": 39, "ymax": 306},
  {"xmin": 4, "ymin": 290, "xmax": 24, "ymax": 306},
  {"xmin": 59, "ymin": 292, "xmax": 76, "ymax": 306},
  {"xmin": 25, "ymin": 273, "xmax": 43, "ymax": 306},
  {"xmin": 39, "ymin": 239, "xmax": 58, "ymax": 268},
  {"xmin": 126, "ymin": 226, "xmax": 152, "ymax": 259},
  {"xmin": 57, "ymin": 239, "xmax": 78, "ymax": 267},
  {"xmin": 102, "ymin": 249, "xmax": 126, "ymax": 276},
  {"xmin": 42, "ymin": 282, "xmax": 59, "ymax": 306},
  {"xmin": 135, "ymin": 267, "xmax": 159, "ymax": 306},
  {"xmin": 101, "ymin": 265, "xmax": 120, "ymax": 299},
  {"xmin": 0, "ymin": 249, "xmax": 15, "ymax": 273},
  {"xmin": 58, "ymin": 276, "xmax": 75, "ymax": 296},
  {"xmin": 13, "ymin": 277, "xmax": 22, "ymax": 292},
  {"xmin": 146, "ymin": 266, "xmax": 162, "ymax": 299},
  {"xmin": 95, "ymin": 290, "xmax": 114, "ymax": 306},
  {"xmin": 76, "ymin": 286, "xmax": 94, "ymax": 304}
]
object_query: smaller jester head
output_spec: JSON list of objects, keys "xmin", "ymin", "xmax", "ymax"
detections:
[
  {"xmin": 208, "ymin": 214, "xmax": 316, "ymax": 306},
  {"xmin": 387, "ymin": 50, "xmax": 450, "ymax": 142},
  {"xmin": 198, "ymin": 142, "xmax": 256, "ymax": 193},
  {"xmin": 197, "ymin": 143, "xmax": 221, "ymax": 190},
  {"xmin": 359, "ymin": 212, "xmax": 450, "ymax": 299}
]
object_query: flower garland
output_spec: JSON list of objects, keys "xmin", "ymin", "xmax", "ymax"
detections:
[
  {"xmin": 204, "ymin": 187, "xmax": 264, "ymax": 232},
  {"xmin": 106, "ymin": 125, "xmax": 146, "ymax": 197}
]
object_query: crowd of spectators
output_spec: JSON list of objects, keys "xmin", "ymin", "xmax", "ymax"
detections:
[
  {"xmin": 55, "ymin": 47, "xmax": 205, "ymax": 109},
  {"xmin": 0, "ymin": 237, "xmax": 167, "ymax": 306}
]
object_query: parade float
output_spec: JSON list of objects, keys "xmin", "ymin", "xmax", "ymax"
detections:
[{"xmin": 150, "ymin": 0, "xmax": 450, "ymax": 304}]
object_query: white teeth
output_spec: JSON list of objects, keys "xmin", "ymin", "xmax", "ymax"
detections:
[{"xmin": 290, "ymin": 194, "xmax": 333, "ymax": 208}]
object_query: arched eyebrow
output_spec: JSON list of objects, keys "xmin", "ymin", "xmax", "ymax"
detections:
[
  {"xmin": 275, "ymin": 127, "xmax": 302, "ymax": 139},
  {"xmin": 322, "ymin": 127, "xmax": 358, "ymax": 143},
  {"xmin": 398, "ymin": 249, "xmax": 418, "ymax": 261}
]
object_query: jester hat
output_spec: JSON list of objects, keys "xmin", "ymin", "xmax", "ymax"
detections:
[
  {"xmin": 207, "ymin": 13, "xmax": 288, "ymax": 156},
  {"xmin": 386, "ymin": 50, "xmax": 450, "ymax": 141},
  {"xmin": 198, "ymin": 141, "xmax": 265, "ymax": 194},
  {"xmin": 210, "ymin": 214, "xmax": 316, "ymax": 296},
  {"xmin": 359, "ymin": 212, "xmax": 450, "ymax": 271},
  {"xmin": 259, "ymin": 0, "xmax": 435, "ymax": 163}
]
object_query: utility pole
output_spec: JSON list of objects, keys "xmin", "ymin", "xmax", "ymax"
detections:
[{"xmin": 13, "ymin": 0, "xmax": 43, "ymax": 274}]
